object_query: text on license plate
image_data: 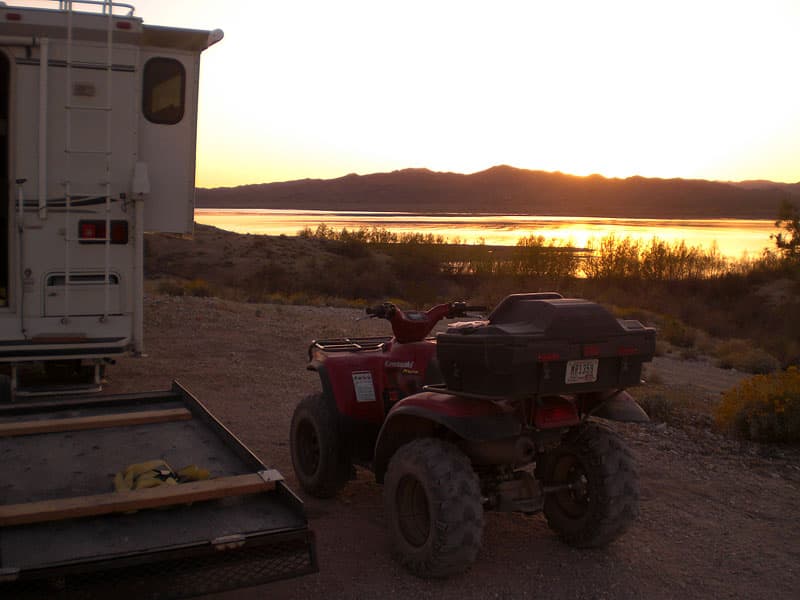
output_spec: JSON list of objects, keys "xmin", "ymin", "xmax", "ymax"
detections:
[{"xmin": 565, "ymin": 359, "xmax": 599, "ymax": 384}]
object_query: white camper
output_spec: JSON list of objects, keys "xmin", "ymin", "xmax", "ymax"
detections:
[
  {"xmin": 0, "ymin": 1, "xmax": 221, "ymax": 399},
  {"xmin": 0, "ymin": 7, "xmax": 320, "ymax": 592}
]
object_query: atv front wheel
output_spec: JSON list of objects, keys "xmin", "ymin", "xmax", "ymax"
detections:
[
  {"xmin": 384, "ymin": 438, "xmax": 483, "ymax": 578},
  {"xmin": 290, "ymin": 393, "xmax": 350, "ymax": 498},
  {"xmin": 541, "ymin": 422, "xmax": 639, "ymax": 547}
]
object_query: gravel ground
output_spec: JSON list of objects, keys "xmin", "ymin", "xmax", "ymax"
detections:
[{"xmin": 108, "ymin": 295, "xmax": 800, "ymax": 600}]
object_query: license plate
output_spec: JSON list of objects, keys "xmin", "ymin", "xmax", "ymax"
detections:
[{"xmin": 565, "ymin": 359, "xmax": 599, "ymax": 384}]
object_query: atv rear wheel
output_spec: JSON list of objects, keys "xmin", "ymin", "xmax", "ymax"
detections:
[
  {"xmin": 384, "ymin": 438, "xmax": 483, "ymax": 578},
  {"xmin": 541, "ymin": 421, "xmax": 639, "ymax": 547},
  {"xmin": 290, "ymin": 393, "xmax": 350, "ymax": 498}
]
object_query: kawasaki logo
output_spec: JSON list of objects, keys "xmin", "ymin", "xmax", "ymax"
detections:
[{"xmin": 385, "ymin": 360, "xmax": 414, "ymax": 369}]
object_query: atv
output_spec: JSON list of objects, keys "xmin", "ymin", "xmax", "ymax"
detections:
[{"xmin": 290, "ymin": 292, "xmax": 655, "ymax": 577}]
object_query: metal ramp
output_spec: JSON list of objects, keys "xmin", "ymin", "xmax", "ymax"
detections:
[{"xmin": 0, "ymin": 382, "xmax": 318, "ymax": 596}]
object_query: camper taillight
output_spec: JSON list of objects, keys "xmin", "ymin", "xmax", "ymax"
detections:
[{"xmin": 79, "ymin": 220, "xmax": 129, "ymax": 244}]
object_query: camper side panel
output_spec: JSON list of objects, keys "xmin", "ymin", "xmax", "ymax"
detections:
[{"xmin": 0, "ymin": 40, "xmax": 138, "ymax": 355}]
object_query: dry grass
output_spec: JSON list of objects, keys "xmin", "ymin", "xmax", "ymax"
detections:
[{"xmin": 145, "ymin": 224, "xmax": 800, "ymax": 369}]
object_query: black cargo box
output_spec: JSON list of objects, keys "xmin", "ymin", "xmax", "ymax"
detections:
[{"xmin": 436, "ymin": 294, "xmax": 655, "ymax": 398}]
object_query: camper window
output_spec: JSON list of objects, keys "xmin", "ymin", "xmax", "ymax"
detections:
[{"xmin": 143, "ymin": 57, "xmax": 186, "ymax": 125}]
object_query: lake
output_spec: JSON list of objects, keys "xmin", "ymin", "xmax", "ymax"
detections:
[{"xmin": 194, "ymin": 209, "xmax": 777, "ymax": 259}]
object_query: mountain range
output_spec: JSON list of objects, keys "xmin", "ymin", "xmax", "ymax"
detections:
[{"xmin": 195, "ymin": 166, "xmax": 800, "ymax": 220}]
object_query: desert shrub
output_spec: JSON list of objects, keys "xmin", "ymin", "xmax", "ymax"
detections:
[
  {"xmin": 610, "ymin": 305, "xmax": 656, "ymax": 324},
  {"xmin": 715, "ymin": 367, "xmax": 800, "ymax": 442},
  {"xmin": 715, "ymin": 339, "xmax": 780, "ymax": 374},
  {"xmin": 185, "ymin": 278, "xmax": 212, "ymax": 297},
  {"xmin": 157, "ymin": 279, "xmax": 185, "ymax": 296},
  {"xmin": 636, "ymin": 392, "xmax": 672, "ymax": 423},
  {"xmin": 581, "ymin": 235, "xmax": 733, "ymax": 281},
  {"xmin": 654, "ymin": 339, "xmax": 669, "ymax": 357},
  {"xmin": 309, "ymin": 255, "xmax": 397, "ymax": 300},
  {"xmin": 679, "ymin": 347, "xmax": 700, "ymax": 361},
  {"xmin": 156, "ymin": 278, "xmax": 213, "ymax": 297},
  {"xmin": 771, "ymin": 199, "xmax": 800, "ymax": 261},
  {"xmin": 660, "ymin": 317, "xmax": 696, "ymax": 348},
  {"xmin": 248, "ymin": 260, "xmax": 293, "ymax": 297},
  {"xmin": 694, "ymin": 330, "xmax": 717, "ymax": 357},
  {"xmin": 583, "ymin": 234, "xmax": 642, "ymax": 279},
  {"xmin": 513, "ymin": 235, "xmax": 581, "ymax": 279},
  {"xmin": 640, "ymin": 238, "xmax": 728, "ymax": 280},
  {"xmin": 770, "ymin": 338, "xmax": 800, "ymax": 370},
  {"xmin": 336, "ymin": 238, "xmax": 370, "ymax": 258},
  {"xmin": 642, "ymin": 364, "xmax": 664, "ymax": 384},
  {"xmin": 254, "ymin": 292, "xmax": 330, "ymax": 307}
]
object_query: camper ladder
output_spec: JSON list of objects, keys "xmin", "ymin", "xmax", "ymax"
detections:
[
  {"xmin": 61, "ymin": 0, "xmax": 116, "ymax": 323},
  {"xmin": 57, "ymin": 0, "xmax": 135, "ymax": 14}
]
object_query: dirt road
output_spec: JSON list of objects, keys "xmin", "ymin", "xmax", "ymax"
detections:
[{"xmin": 110, "ymin": 296, "xmax": 800, "ymax": 600}]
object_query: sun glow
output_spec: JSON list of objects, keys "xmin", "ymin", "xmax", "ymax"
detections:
[{"xmin": 28, "ymin": 0, "xmax": 800, "ymax": 186}]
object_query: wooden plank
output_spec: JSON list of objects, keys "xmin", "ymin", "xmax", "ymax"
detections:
[
  {"xmin": 0, "ymin": 472, "xmax": 274, "ymax": 527},
  {"xmin": 0, "ymin": 389, "xmax": 180, "ymax": 416},
  {"xmin": 0, "ymin": 408, "xmax": 192, "ymax": 437}
]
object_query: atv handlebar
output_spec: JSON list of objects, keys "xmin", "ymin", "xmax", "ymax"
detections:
[
  {"xmin": 365, "ymin": 301, "xmax": 486, "ymax": 343},
  {"xmin": 448, "ymin": 302, "xmax": 487, "ymax": 318},
  {"xmin": 365, "ymin": 303, "xmax": 397, "ymax": 320}
]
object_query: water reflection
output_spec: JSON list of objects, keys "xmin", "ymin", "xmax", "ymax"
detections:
[{"xmin": 195, "ymin": 209, "xmax": 776, "ymax": 259}]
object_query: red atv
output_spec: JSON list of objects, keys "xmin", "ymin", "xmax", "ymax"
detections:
[{"xmin": 290, "ymin": 293, "xmax": 655, "ymax": 577}]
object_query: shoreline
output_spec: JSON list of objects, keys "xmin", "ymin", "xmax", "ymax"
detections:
[
  {"xmin": 192, "ymin": 211, "xmax": 777, "ymax": 258},
  {"xmin": 196, "ymin": 207, "xmax": 775, "ymax": 223}
]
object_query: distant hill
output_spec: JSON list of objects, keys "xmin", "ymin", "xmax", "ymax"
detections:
[
  {"xmin": 196, "ymin": 166, "xmax": 799, "ymax": 219},
  {"xmin": 729, "ymin": 180, "xmax": 800, "ymax": 195}
]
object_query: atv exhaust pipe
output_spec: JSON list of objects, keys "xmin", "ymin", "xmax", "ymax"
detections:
[{"xmin": 459, "ymin": 436, "xmax": 537, "ymax": 466}]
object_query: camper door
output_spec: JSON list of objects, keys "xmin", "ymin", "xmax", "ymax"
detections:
[{"xmin": 138, "ymin": 50, "xmax": 201, "ymax": 234}]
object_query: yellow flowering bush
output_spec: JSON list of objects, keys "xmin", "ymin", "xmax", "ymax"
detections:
[{"xmin": 715, "ymin": 367, "xmax": 800, "ymax": 442}]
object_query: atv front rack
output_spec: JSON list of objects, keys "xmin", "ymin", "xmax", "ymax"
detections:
[{"xmin": 310, "ymin": 336, "xmax": 393, "ymax": 354}]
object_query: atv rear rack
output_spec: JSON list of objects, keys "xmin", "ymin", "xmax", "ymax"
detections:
[{"xmin": 422, "ymin": 383, "xmax": 514, "ymax": 402}]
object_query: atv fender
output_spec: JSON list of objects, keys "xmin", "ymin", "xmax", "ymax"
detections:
[
  {"xmin": 307, "ymin": 360, "xmax": 334, "ymax": 403},
  {"xmin": 589, "ymin": 389, "xmax": 650, "ymax": 423},
  {"xmin": 373, "ymin": 391, "xmax": 521, "ymax": 483},
  {"xmin": 307, "ymin": 360, "xmax": 382, "ymax": 462}
]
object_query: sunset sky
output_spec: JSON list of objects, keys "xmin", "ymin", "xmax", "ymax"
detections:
[{"xmin": 26, "ymin": 1, "xmax": 800, "ymax": 187}]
